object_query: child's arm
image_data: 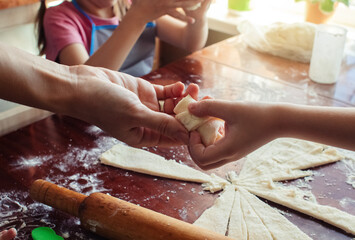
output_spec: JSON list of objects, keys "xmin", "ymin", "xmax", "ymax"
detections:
[
  {"xmin": 156, "ymin": 0, "xmax": 211, "ymax": 52},
  {"xmin": 187, "ymin": 99, "xmax": 355, "ymax": 169}
]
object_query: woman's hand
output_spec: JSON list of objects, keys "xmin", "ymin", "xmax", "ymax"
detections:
[{"xmin": 71, "ymin": 66, "xmax": 199, "ymax": 147}]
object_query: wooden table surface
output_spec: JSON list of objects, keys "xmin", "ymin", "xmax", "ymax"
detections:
[{"xmin": 1, "ymin": 36, "xmax": 354, "ymax": 240}]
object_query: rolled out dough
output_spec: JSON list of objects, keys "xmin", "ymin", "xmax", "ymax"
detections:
[
  {"xmin": 100, "ymin": 144, "xmax": 211, "ymax": 183},
  {"xmin": 244, "ymin": 184, "xmax": 355, "ymax": 235},
  {"xmin": 240, "ymin": 190, "xmax": 273, "ymax": 240},
  {"xmin": 193, "ymin": 185, "xmax": 236, "ymax": 235},
  {"xmin": 239, "ymin": 188, "xmax": 312, "ymax": 240},
  {"xmin": 227, "ymin": 190, "xmax": 247, "ymax": 240}
]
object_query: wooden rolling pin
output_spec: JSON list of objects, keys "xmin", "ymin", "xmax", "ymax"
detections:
[{"xmin": 30, "ymin": 179, "xmax": 233, "ymax": 240}]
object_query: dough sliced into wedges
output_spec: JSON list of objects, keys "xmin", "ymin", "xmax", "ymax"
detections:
[
  {"xmin": 239, "ymin": 188, "xmax": 311, "ymax": 240},
  {"xmin": 100, "ymin": 144, "xmax": 212, "ymax": 183},
  {"xmin": 239, "ymin": 138, "xmax": 343, "ymax": 181},
  {"xmin": 193, "ymin": 185, "xmax": 236, "ymax": 235},
  {"xmin": 244, "ymin": 184, "xmax": 355, "ymax": 235},
  {"xmin": 240, "ymin": 191, "xmax": 273, "ymax": 240},
  {"xmin": 283, "ymin": 147, "xmax": 343, "ymax": 170},
  {"xmin": 227, "ymin": 190, "xmax": 247, "ymax": 240}
]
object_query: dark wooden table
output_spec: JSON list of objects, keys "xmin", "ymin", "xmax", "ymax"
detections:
[{"xmin": 1, "ymin": 36, "xmax": 354, "ymax": 240}]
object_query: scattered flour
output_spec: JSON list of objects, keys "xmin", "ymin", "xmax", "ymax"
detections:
[{"xmin": 342, "ymin": 159, "xmax": 355, "ymax": 189}]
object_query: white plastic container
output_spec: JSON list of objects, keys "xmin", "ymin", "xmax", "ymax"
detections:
[{"xmin": 309, "ymin": 24, "xmax": 347, "ymax": 84}]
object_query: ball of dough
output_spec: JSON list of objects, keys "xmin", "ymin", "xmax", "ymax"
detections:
[
  {"xmin": 186, "ymin": 3, "xmax": 201, "ymax": 11},
  {"xmin": 174, "ymin": 95, "xmax": 224, "ymax": 146}
]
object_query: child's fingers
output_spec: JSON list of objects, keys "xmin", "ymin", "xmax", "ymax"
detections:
[
  {"xmin": 167, "ymin": 9, "xmax": 195, "ymax": 24},
  {"xmin": 183, "ymin": 83, "xmax": 199, "ymax": 100},
  {"xmin": 153, "ymin": 82, "xmax": 185, "ymax": 100},
  {"xmin": 188, "ymin": 99, "xmax": 234, "ymax": 119},
  {"xmin": 188, "ymin": 133, "xmax": 240, "ymax": 169}
]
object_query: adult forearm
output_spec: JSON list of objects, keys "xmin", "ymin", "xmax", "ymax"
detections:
[
  {"xmin": 276, "ymin": 103, "xmax": 355, "ymax": 150},
  {"xmin": 0, "ymin": 43, "xmax": 75, "ymax": 114}
]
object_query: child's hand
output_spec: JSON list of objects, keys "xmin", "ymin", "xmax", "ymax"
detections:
[
  {"xmin": 187, "ymin": 100, "xmax": 278, "ymax": 169},
  {"xmin": 130, "ymin": 0, "xmax": 203, "ymax": 24},
  {"xmin": 0, "ymin": 228, "xmax": 17, "ymax": 240}
]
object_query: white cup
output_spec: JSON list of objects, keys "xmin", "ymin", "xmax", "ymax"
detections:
[{"xmin": 309, "ymin": 24, "xmax": 347, "ymax": 84}]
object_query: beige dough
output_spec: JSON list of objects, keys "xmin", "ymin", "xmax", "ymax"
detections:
[
  {"xmin": 100, "ymin": 144, "xmax": 211, "ymax": 183},
  {"xmin": 100, "ymin": 144, "xmax": 228, "ymax": 191},
  {"xmin": 239, "ymin": 188, "xmax": 311, "ymax": 240},
  {"xmin": 197, "ymin": 119, "xmax": 224, "ymax": 146},
  {"xmin": 186, "ymin": 3, "xmax": 201, "ymax": 11},
  {"xmin": 238, "ymin": 21, "xmax": 316, "ymax": 63},
  {"xmin": 239, "ymin": 138, "xmax": 343, "ymax": 182},
  {"xmin": 175, "ymin": 111, "xmax": 209, "ymax": 131},
  {"xmin": 193, "ymin": 185, "xmax": 235, "ymax": 235},
  {"xmin": 174, "ymin": 95, "xmax": 224, "ymax": 146},
  {"xmin": 227, "ymin": 190, "xmax": 247, "ymax": 240},
  {"xmin": 239, "ymin": 190, "xmax": 273, "ymax": 240},
  {"xmin": 243, "ymin": 184, "xmax": 355, "ymax": 235}
]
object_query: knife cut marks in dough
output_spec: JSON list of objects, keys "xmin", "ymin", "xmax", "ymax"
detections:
[
  {"xmin": 193, "ymin": 185, "xmax": 235, "ymax": 235},
  {"xmin": 239, "ymin": 190, "xmax": 273, "ymax": 240},
  {"xmin": 242, "ymin": 184, "xmax": 355, "ymax": 235},
  {"xmin": 238, "ymin": 188, "xmax": 312, "ymax": 240},
  {"xmin": 100, "ymin": 144, "xmax": 228, "ymax": 190},
  {"xmin": 227, "ymin": 190, "xmax": 247, "ymax": 240}
]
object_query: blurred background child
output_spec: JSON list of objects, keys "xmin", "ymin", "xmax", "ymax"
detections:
[{"xmin": 36, "ymin": 0, "xmax": 211, "ymax": 76}]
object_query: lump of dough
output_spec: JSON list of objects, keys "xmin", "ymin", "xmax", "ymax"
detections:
[
  {"xmin": 174, "ymin": 94, "xmax": 196, "ymax": 115},
  {"xmin": 197, "ymin": 118, "xmax": 224, "ymax": 146},
  {"xmin": 238, "ymin": 20, "xmax": 316, "ymax": 63},
  {"xmin": 176, "ymin": 111, "xmax": 210, "ymax": 131},
  {"xmin": 186, "ymin": 3, "xmax": 201, "ymax": 11},
  {"xmin": 174, "ymin": 95, "xmax": 224, "ymax": 146}
]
